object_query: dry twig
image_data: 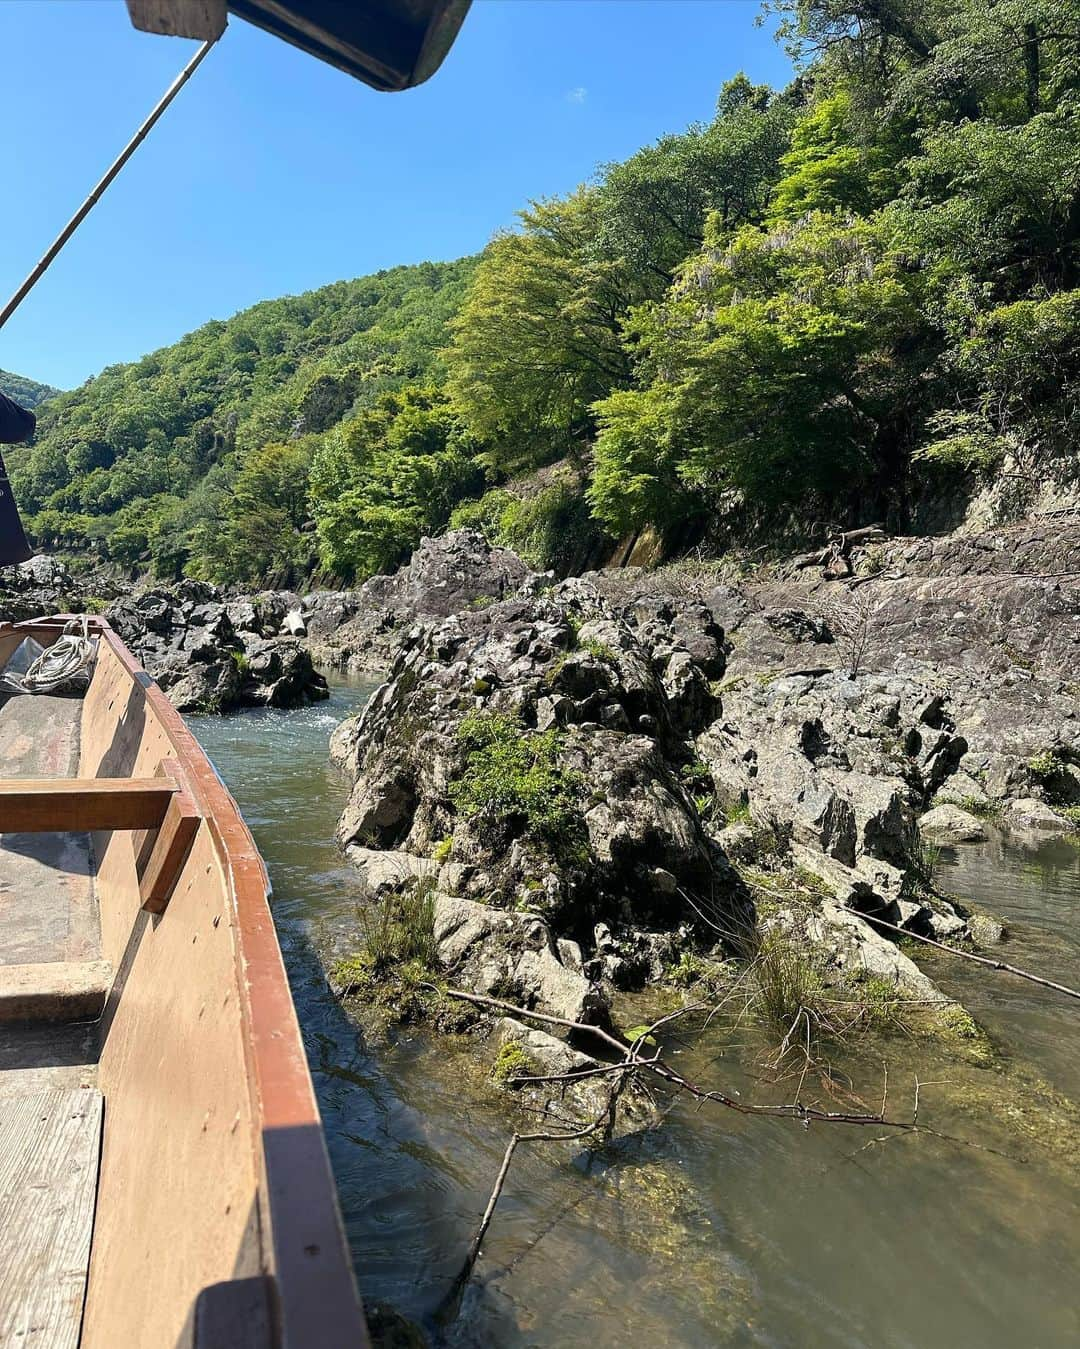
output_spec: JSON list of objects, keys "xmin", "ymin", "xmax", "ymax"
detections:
[{"xmin": 847, "ymin": 906, "xmax": 1080, "ymax": 1002}]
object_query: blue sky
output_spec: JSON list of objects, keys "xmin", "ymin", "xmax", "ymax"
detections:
[{"xmin": 1, "ymin": 0, "xmax": 792, "ymax": 391}]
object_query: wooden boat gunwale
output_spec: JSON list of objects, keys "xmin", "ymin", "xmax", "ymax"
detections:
[{"xmin": 0, "ymin": 613, "xmax": 367, "ymax": 1347}]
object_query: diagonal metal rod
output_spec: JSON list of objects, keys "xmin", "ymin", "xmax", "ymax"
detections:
[{"xmin": 0, "ymin": 37, "xmax": 218, "ymax": 334}]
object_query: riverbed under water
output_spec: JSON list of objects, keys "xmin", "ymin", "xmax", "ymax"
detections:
[{"xmin": 192, "ymin": 681, "xmax": 1080, "ymax": 1348}]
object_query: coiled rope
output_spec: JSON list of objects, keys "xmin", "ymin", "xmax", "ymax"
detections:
[{"xmin": 0, "ymin": 616, "xmax": 96, "ymax": 697}]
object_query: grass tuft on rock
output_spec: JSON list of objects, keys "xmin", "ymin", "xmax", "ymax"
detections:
[
  {"xmin": 359, "ymin": 876, "xmax": 439, "ymax": 975},
  {"xmin": 450, "ymin": 711, "xmax": 585, "ymax": 852},
  {"xmin": 751, "ymin": 929, "xmax": 830, "ymax": 1033},
  {"xmin": 491, "ymin": 1039, "xmax": 531, "ymax": 1086}
]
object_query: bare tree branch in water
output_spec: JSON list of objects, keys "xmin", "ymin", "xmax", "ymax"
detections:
[
  {"xmin": 434, "ymin": 979, "xmax": 1030, "ymax": 1317},
  {"xmin": 438, "ymin": 987, "xmax": 922, "ymax": 1127},
  {"xmin": 846, "ymin": 906, "xmax": 1080, "ymax": 1003}
]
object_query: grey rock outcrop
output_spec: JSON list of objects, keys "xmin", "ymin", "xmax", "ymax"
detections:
[
  {"xmin": 434, "ymin": 895, "xmax": 605, "ymax": 1026},
  {"xmin": 106, "ymin": 582, "xmax": 328, "ymax": 711},
  {"xmin": 0, "ymin": 555, "xmax": 123, "ymax": 624},
  {"xmin": 335, "ymin": 580, "xmax": 739, "ymax": 934},
  {"xmin": 331, "ymin": 571, "xmax": 755, "ymax": 1020},
  {"xmin": 694, "ymin": 667, "xmax": 967, "ymax": 908},
  {"xmin": 308, "ymin": 529, "xmax": 533, "ymax": 673}
]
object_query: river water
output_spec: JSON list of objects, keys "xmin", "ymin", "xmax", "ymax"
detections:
[{"xmin": 192, "ymin": 681, "xmax": 1080, "ymax": 1348}]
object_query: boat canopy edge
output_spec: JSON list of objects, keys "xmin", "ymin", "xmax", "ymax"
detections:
[{"xmin": 127, "ymin": 0, "xmax": 472, "ymax": 90}]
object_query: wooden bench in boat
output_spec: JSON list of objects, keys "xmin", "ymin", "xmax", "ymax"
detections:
[{"xmin": 0, "ymin": 758, "xmax": 201, "ymax": 913}]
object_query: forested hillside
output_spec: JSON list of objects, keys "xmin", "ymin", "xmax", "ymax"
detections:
[
  {"xmin": 10, "ymin": 260, "xmax": 478, "ymax": 582},
  {"xmin": 0, "ymin": 369, "xmax": 60, "ymax": 409},
  {"xmin": 11, "ymin": 0, "xmax": 1079, "ymax": 585}
]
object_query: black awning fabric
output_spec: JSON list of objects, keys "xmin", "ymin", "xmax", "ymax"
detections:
[
  {"xmin": 0, "ymin": 453, "xmax": 33, "ymax": 567},
  {"xmin": 0, "ymin": 396, "xmax": 34, "ymax": 565},
  {"xmin": 0, "ymin": 393, "xmax": 35, "ymax": 446},
  {"xmin": 227, "ymin": 0, "xmax": 471, "ymax": 90}
]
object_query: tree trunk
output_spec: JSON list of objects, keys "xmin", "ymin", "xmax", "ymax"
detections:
[{"xmin": 1024, "ymin": 22, "xmax": 1041, "ymax": 115}]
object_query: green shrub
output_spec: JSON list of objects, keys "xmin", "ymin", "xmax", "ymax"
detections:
[
  {"xmin": 901, "ymin": 824, "xmax": 940, "ymax": 896},
  {"xmin": 448, "ymin": 488, "xmax": 516, "ymax": 539},
  {"xmin": 1028, "ymin": 749, "xmax": 1063, "ymax": 780},
  {"xmin": 330, "ymin": 952, "xmax": 375, "ymax": 995},
  {"xmin": 724, "ymin": 798, "xmax": 751, "ymax": 826},
  {"xmin": 751, "ymin": 929, "xmax": 829, "ymax": 1032},
  {"xmin": 450, "ymin": 712, "xmax": 585, "ymax": 849},
  {"xmin": 581, "ymin": 637, "xmax": 618, "ymax": 663},
  {"xmin": 666, "ymin": 951, "xmax": 709, "ymax": 988},
  {"xmin": 491, "ymin": 1039, "xmax": 531, "ymax": 1085},
  {"xmin": 957, "ymin": 795, "xmax": 1000, "ymax": 818}
]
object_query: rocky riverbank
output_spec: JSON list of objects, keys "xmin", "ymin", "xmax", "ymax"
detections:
[
  {"xmin": 321, "ymin": 522, "xmax": 1080, "ymax": 1102},
  {"xmin": 0, "ymin": 556, "xmax": 329, "ymax": 712}
]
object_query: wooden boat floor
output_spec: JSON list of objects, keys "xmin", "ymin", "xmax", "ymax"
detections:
[
  {"xmin": 0, "ymin": 1084, "xmax": 103, "ymax": 1349},
  {"xmin": 0, "ymin": 693, "xmax": 106, "ymax": 1344},
  {"xmin": 0, "ymin": 695, "xmax": 101, "ymax": 967}
]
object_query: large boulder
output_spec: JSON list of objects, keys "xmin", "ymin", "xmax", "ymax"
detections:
[
  {"xmin": 335, "ymin": 579, "xmax": 747, "ymax": 969},
  {"xmin": 918, "ymin": 803, "xmax": 987, "ymax": 843},
  {"xmin": 434, "ymin": 895, "xmax": 606, "ymax": 1026},
  {"xmin": 307, "ymin": 529, "xmax": 534, "ymax": 673},
  {"xmin": 697, "ymin": 667, "xmax": 966, "ymax": 857}
]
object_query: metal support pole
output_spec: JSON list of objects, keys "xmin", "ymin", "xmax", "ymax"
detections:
[{"xmin": 0, "ymin": 37, "xmax": 217, "ymax": 333}]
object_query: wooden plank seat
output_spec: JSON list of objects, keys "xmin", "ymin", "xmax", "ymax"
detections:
[
  {"xmin": 0, "ymin": 778, "xmax": 177, "ymax": 832},
  {"xmin": 0, "ymin": 758, "xmax": 202, "ymax": 916}
]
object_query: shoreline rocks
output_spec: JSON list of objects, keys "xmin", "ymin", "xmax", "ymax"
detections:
[
  {"xmin": 326, "ymin": 532, "xmax": 1008, "ymax": 1074},
  {"xmin": 0, "ymin": 559, "xmax": 329, "ymax": 712},
  {"xmin": 106, "ymin": 581, "xmax": 328, "ymax": 712}
]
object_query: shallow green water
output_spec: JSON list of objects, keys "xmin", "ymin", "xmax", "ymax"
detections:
[{"xmin": 192, "ymin": 686, "xmax": 1080, "ymax": 1348}]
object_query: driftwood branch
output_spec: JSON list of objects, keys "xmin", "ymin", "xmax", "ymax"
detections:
[
  {"xmin": 438, "ymin": 997, "xmax": 646, "ymax": 1312},
  {"xmin": 847, "ymin": 906, "xmax": 1080, "ymax": 1002},
  {"xmin": 438, "ymin": 971, "xmax": 1025, "ymax": 1317},
  {"xmin": 441, "ymin": 987, "xmax": 917, "ymax": 1128},
  {"xmin": 461, "ymin": 1111, "xmax": 612, "ymax": 1286},
  {"xmin": 792, "ymin": 524, "xmax": 887, "ymax": 571}
]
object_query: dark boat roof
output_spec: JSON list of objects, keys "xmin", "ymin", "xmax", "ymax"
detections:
[
  {"xmin": 228, "ymin": 0, "xmax": 471, "ymax": 90},
  {"xmin": 127, "ymin": 1, "xmax": 471, "ymax": 91}
]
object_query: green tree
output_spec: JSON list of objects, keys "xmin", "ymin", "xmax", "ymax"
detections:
[
  {"xmin": 596, "ymin": 75, "xmax": 795, "ymax": 284},
  {"xmin": 447, "ymin": 190, "xmax": 634, "ymax": 469},
  {"xmin": 204, "ymin": 440, "xmax": 317, "ymax": 585},
  {"xmin": 768, "ymin": 89, "xmax": 904, "ymax": 222},
  {"xmin": 309, "ymin": 386, "xmax": 482, "ymax": 580},
  {"xmin": 591, "ymin": 212, "xmax": 930, "ymax": 534}
]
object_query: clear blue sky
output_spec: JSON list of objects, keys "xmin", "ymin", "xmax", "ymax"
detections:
[{"xmin": 1, "ymin": 0, "xmax": 792, "ymax": 391}]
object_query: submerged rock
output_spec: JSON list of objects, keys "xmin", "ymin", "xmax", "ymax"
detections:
[{"xmin": 488, "ymin": 1017, "xmax": 660, "ymax": 1134}]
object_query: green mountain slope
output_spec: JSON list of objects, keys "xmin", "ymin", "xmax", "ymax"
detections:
[
  {"xmin": 0, "ymin": 369, "xmax": 61, "ymax": 409},
  {"xmin": 11, "ymin": 257, "xmax": 478, "ymax": 581}
]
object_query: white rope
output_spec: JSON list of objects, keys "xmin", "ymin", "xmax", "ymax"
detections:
[{"xmin": 0, "ymin": 617, "xmax": 96, "ymax": 696}]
